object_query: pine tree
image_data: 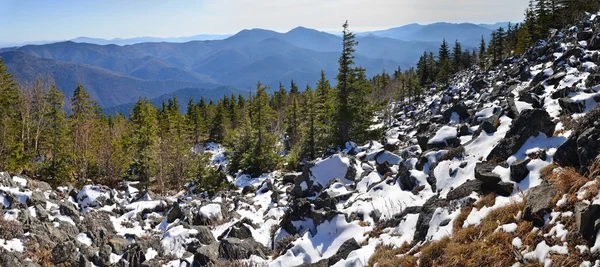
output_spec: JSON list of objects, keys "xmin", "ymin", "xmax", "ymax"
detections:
[
  {"xmin": 43, "ymin": 84, "xmax": 72, "ymax": 185},
  {"xmin": 478, "ymin": 36, "xmax": 486, "ymax": 68},
  {"xmin": 335, "ymin": 21, "xmax": 359, "ymax": 146},
  {"xmin": 70, "ymin": 83, "xmax": 98, "ymax": 183},
  {"xmin": 315, "ymin": 70, "xmax": 334, "ymax": 151},
  {"xmin": 416, "ymin": 52, "xmax": 429, "ymax": 86},
  {"xmin": 451, "ymin": 40, "xmax": 462, "ymax": 72},
  {"xmin": 0, "ymin": 58, "xmax": 27, "ymax": 172},
  {"xmin": 301, "ymin": 85, "xmax": 317, "ymax": 160},
  {"xmin": 129, "ymin": 98, "xmax": 158, "ymax": 191},
  {"xmin": 285, "ymin": 89, "xmax": 300, "ymax": 150}
]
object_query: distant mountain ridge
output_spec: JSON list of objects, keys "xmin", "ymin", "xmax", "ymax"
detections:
[
  {"xmin": 0, "ymin": 22, "xmax": 505, "ymax": 110},
  {"xmin": 360, "ymin": 21, "xmax": 511, "ymax": 47}
]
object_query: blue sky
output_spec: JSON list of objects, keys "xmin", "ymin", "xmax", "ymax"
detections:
[{"xmin": 0, "ymin": 0, "xmax": 529, "ymax": 44}]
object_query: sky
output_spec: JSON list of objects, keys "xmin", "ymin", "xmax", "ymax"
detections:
[{"xmin": 0, "ymin": 0, "xmax": 529, "ymax": 44}]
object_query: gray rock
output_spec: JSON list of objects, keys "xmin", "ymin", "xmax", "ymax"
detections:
[
  {"xmin": 494, "ymin": 182, "xmax": 515, "ymax": 197},
  {"xmin": 282, "ymin": 173, "xmax": 301, "ymax": 184},
  {"xmin": 166, "ymin": 202, "xmax": 184, "ymax": 223},
  {"xmin": 545, "ymin": 72, "xmax": 566, "ymax": 85},
  {"xmin": 442, "ymin": 103, "xmax": 470, "ymax": 123},
  {"xmin": 554, "ymin": 134, "xmax": 580, "ymax": 168},
  {"xmin": 589, "ymin": 34, "xmax": 600, "ymax": 50},
  {"xmin": 218, "ymin": 238, "xmax": 269, "ymax": 260},
  {"xmin": 474, "ymin": 162, "xmax": 501, "ymax": 184},
  {"xmin": 52, "ymin": 241, "xmax": 78, "ymax": 265},
  {"xmin": 510, "ymin": 159, "xmax": 531, "ymax": 182},
  {"xmin": 327, "ymin": 238, "xmax": 361, "ymax": 265},
  {"xmin": 487, "ymin": 109, "xmax": 555, "ymax": 161},
  {"xmin": 109, "ymin": 237, "xmax": 131, "ymax": 255},
  {"xmin": 396, "ymin": 163, "xmax": 418, "ymax": 191},
  {"xmin": 192, "ymin": 225, "xmax": 216, "ymax": 245},
  {"xmin": 523, "ymin": 182, "xmax": 557, "ymax": 226},
  {"xmin": 559, "ymin": 98, "xmax": 585, "ymax": 114},
  {"xmin": 120, "ymin": 243, "xmax": 146, "ymax": 267},
  {"xmin": 414, "ymin": 196, "xmax": 439, "ymax": 241},
  {"xmin": 577, "ymin": 126, "xmax": 600, "ymax": 171},
  {"xmin": 193, "ymin": 243, "xmax": 220, "ymax": 266},
  {"xmin": 575, "ymin": 203, "xmax": 600, "ymax": 245},
  {"xmin": 446, "ymin": 179, "xmax": 484, "ymax": 201}
]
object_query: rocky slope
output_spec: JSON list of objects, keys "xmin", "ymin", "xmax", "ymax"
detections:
[{"xmin": 2, "ymin": 11, "xmax": 600, "ymax": 267}]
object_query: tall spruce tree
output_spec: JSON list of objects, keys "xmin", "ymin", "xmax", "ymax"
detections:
[
  {"xmin": 70, "ymin": 83, "xmax": 98, "ymax": 182},
  {"xmin": 129, "ymin": 98, "xmax": 158, "ymax": 191},
  {"xmin": 335, "ymin": 21, "xmax": 359, "ymax": 146},
  {"xmin": 43, "ymin": 84, "xmax": 72, "ymax": 185},
  {"xmin": 0, "ymin": 58, "xmax": 26, "ymax": 172}
]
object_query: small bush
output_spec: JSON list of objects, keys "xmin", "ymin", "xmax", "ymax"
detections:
[
  {"xmin": 368, "ymin": 242, "xmax": 414, "ymax": 267},
  {"xmin": 0, "ymin": 217, "xmax": 23, "ymax": 240},
  {"xmin": 473, "ymin": 193, "xmax": 496, "ymax": 209},
  {"xmin": 439, "ymin": 146, "xmax": 466, "ymax": 161},
  {"xmin": 573, "ymin": 106, "xmax": 600, "ymax": 134},
  {"xmin": 274, "ymin": 235, "xmax": 297, "ymax": 256}
]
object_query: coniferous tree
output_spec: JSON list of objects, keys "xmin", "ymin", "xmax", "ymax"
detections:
[
  {"xmin": 301, "ymin": 85, "xmax": 317, "ymax": 160},
  {"xmin": 129, "ymin": 98, "xmax": 158, "ymax": 191},
  {"xmin": 315, "ymin": 70, "xmax": 334, "ymax": 151},
  {"xmin": 335, "ymin": 21, "xmax": 359, "ymax": 146},
  {"xmin": 451, "ymin": 40, "xmax": 463, "ymax": 72},
  {"xmin": 0, "ymin": 58, "xmax": 26, "ymax": 172},
  {"xmin": 42, "ymin": 84, "xmax": 72, "ymax": 185},
  {"xmin": 478, "ymin": 36, "xmax": 487, "ymax": 68},
  {"xmin": 70, "ymin": 83, "xmax": 98, "ymax": 183}
]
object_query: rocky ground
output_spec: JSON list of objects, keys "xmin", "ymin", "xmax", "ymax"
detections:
[{"xmin": 2, "ymin": 11, "xmax": 600, "ymax": 267}]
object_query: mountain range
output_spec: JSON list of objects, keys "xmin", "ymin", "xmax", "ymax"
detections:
[{"xmin": 0, "ymin": 22, "xmax": 507, "ymax": 110}]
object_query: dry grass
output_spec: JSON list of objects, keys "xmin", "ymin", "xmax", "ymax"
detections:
[
  {"xmin": 544, "ymin": 167, "xmax": 588, "ymax": 196},
  {"xmin": 368, "ymin": 242, "xmax": 414, "ymax": 267},
  {"xmin": 387, "ymin": 201, "xmax": 525, "ymax": 267},
  {"xmin": 559, "ymin": 114, "xmax": 576, "ymax": 132},
  {"xmin": 274, "ymin": 235, "xmax": 297, "ymax": 257},
  {"xmin": 24, "ymin": 241, "xmax": 53, "ymax": 266},
  {"xmin": 573, "ymin": 106, "xmax": 600, "ymax": 134},
  {"xmin": 440, "ymin": 146, "xmax": 466, "ymax": 161},
  {"xmin": 473, "ymin": 193, "xmax": 496, "ymax": 209},
  {"xmin": 453, "ymin": 206, "xmax": 473, "ymax": 231},
  {"xmin": 0, "ymin": 217, "xmax": 23, "ymax": 240}
]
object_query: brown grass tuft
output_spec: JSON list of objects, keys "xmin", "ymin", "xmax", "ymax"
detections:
[
  {"xmin": 473, "ymin": 193, "xmax": 496, "ymax": 210},
  {"xmin": 440, "ymin": 146, "xmax": 466, "ymax": 161},
  {"xmin": 545, "ymin": 167, "xmax": 588, "ymax": 196},
  {"xmin": 573, "ymin": 106, "xmax": 600, "ymax": 134},
  {"xmin": 368, "ymin": 242, "xmax": 414, "ymax": 267}
]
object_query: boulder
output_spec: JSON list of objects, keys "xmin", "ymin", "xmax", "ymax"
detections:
[
  {"xmin": 327, "ymin": 238, "xmax": 361, "ymax": 265},
  {"xmin": 559, "ymin": 98, "xmax": 585, "ymax": 114},
  {"xmin": 120, "ymin": 243, "xmax": 146, "ymax": 267},
  {"xmin": 494, "ymin": 182, "xmax": 515, "ymax": 197},
  {"xmin": 192, "ymin": 226, "xmax": 216, "ymax": 245},
  {"xmin": 589, "ymin": 34, "xmax": 600, "ymax": 50},
  {"xmin": 510, "ymin": 159, "xmax": 531, "ymax": 182},
  {"xmin": 414, "ymin": 196, "xmax": 439, "ymax": 241},
  {"xmin": 554, "ymin": 135, "xmax": 579, "ymax": 168},
  {"xmin": 577, "ymin": 126, "xmax": 600, "ymax": 170},
  {"xmin": 545, "ymin": 72, "xmax": 566, "ymax": 85},
  {"xmin": 470, "ymin": 77, "xmax": 487, "ymax": 91},
  {"xmin": 396, "ymin": 163, "xmax": 418, "ymax": 191},
  {"xmin": 575, "ymin": 203, "xmax": 600, "ymax": 245},
  {"xmin": 218, "ymin": 220, "xmax": 253, "ymax": 240},
  {"xmin": 52, "ymin": 241, "xmax": 78, "ymax": 265},
  {"xmin": 487, "ymin": 109, "xmax": 555, "ymax": 161},
  {"xmin": 442, "ymin": 103, "xmax": 470, "ymax": 123},
  {"xmin": 166, "ymin": 202, "xmax": 184, "ymax": 223},
  {"xmin": 523, "ymin": 182, "xmax": 557, "ymax": 226},
  {"xmin": 446, "ymin": 179, "xmax": 484, "ymax": 201},
  {"xmin": 474, "ymin": 162, "xmax": 501, "ymax": 184},
  {"xmin": 218, "ymin": 238, "xmax": 269, "ymax": 260},
  {"xmin": 109, "ymin": 237, "xmax": 131, "ymax": 255},
  {"xmin": 193, "ymin": 243, "xmax": 220, "ymax": 266},
  {"xmin": 282, "ymin": 172, "xmax": 301, "ymax": 184}
]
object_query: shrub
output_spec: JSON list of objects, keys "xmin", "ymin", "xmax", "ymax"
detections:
[
  {"xmin": 0, "ymin": 217, "xmax": 23, "ymax": 240},
  {"xmin": 439, "ymin": 146, "xmax": 466, "ymax": 161}
]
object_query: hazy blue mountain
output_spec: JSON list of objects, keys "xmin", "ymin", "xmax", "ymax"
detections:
[
  {"xmin": 71, "ymin": 34, "xmax": 232, "ymax": 46},
  {"xmin": 0, "ymin": 25, "xmax": 451, "ymax": 110},
  {"xmin": 362, "ymin": 22, "xmax": 510, "ymax": 47},
  {"xmin": 0, "ymin": 51, "xmax": 223, "ymax": 108}
]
